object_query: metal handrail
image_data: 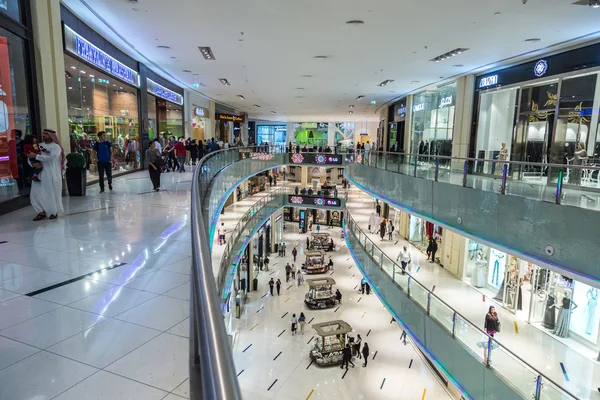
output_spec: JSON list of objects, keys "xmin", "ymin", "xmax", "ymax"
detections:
[{"xmin": 344, "ymin": 210, "xmax": 579, "ymax": 400}]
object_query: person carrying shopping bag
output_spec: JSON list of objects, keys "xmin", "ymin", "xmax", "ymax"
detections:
[{"xmin": 396, "ymin": 246, "xmax": 411, "ymax": 274}]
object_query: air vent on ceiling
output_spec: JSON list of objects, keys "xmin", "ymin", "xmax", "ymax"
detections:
[
  {"xmin": 199, "ymin": 47, "xmax": 215, "ymax": 60},
  {"xmin": 430, "ymin": 48, "xmax": 469, "ymax": 62}
]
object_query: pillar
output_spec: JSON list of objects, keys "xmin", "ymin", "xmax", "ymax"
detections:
[
  {"xmin": 31, "ymin": 0, "xmax": 69, "ymax": 146},
  {"xmin": 300, "ymin": 166, "xmax": 309, "ymax": 186},
  {"xmin": 286, "ymin": 122, "xmax": 295, "ymax": 144},
  {"xmin": 404, "ymin": 96, "xmax": 413, "ymax": 154},
  {"xmin": 247, "ymin": 238, "xmax": 254, "ymax": 291},
  {"xmin": 208, "ymin": 100, "xmax": 216, "ymax": 140},
  {"xmin": 327, "ymin": 122, "xmax": 335, "ymax": 147},
  {"xmin": 451, "ymin": 75, "xmax": 476, "ymax": 171},
  {"xmin": 241, "ymin": 112, "xmax": 248, "ymax": 145}
]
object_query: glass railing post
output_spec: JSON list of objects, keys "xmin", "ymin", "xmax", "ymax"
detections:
[
  {"xmin": 413, "ymin": 161, "xmax": 417, "ymax": 177},
  {"xmin": 451, "ymin": 312, "xmax": 457, "ymax": 338},
  {"xmin": 426, "ymin": 292, "xmax": 431, "ymax": 315},
  {"xmin": 407, "ymin": 276, "xmax": 411, "ymax": 297},
  {"xmin": 556, "ymin": 170, "xmax": 563, "ymax": 205},
  {"xmin": 535, "ymin": 375, "xmax": 542, "ymax": 400},
  {"xmin": 462, "ymin": 161, "xmax": 468, "ymax": 187},
  {"xmin": 500, "ymin": 164, "xmax": 508, "ymax": 194},
  {"xmin": 434, "ymin": 159, "xmax": 439, "ymax": 181}
]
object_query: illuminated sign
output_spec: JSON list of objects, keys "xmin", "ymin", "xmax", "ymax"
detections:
[
  {"xmin": 147, "ymin": 78, "xmax": 183, "ymax": 105},
  {"xmin": 194, "ymin": 107, "xmax": 208, "ymax": 117},
  {"xmin": 479, "ymin": 75, "xmax": 498, "ymax": 88},
  {"xmin": 413, "ymin": 103, "xmax": 425, "ymax": 112},
  {"xmin": 534, "ymin": 59, "xmax": 548, "ymax": 77},
  {"xmin": 397, "ymin": 105, "xmax": 407, "ymax": 116},
  {"xmin": 439, "ymin": 95, "xmax": 453, "ymax": 108},
  {"xmin": 217, "ymin": 113, "xmax": 243, "ymax": 122},
  {"xmin": 63, "ymin": 25, "xmax": 139, "ymax": 87},
  {"xmin": 288, "ymin": 195, "xmax": 341, "ymax": 208},
  {"xmin": 289, "ymin": 153, "xmax": 342, "ymax": 165}
]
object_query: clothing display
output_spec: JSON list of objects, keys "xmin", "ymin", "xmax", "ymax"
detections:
[
  {"xmin": 585, "ymin": 288, "xmax": 598, "ymax": 335},
  {"xmin": 553, "ymin": 297, "xmax": 572, "ymax": 338},
  {"xmin": 542, "ymin": 293, "xmax": 557, "ymax": 330},
  {"xmin": 472, "ymin": 260, "xmax": 487, "ymax": 288}
]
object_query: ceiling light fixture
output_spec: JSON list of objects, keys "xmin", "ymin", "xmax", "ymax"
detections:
[
  {"xmin": 349, "ymin": 111, "xmax": 354, "ymax": 114},
  {"xmin": 198, "ymin": 46, "xmax": 215, "ymax": 60},
  {"xmin": 377, "ymin": 79, "xmax": 394, "ymax": 87},
  {"xmin": 157, "ymin": 45, "xmax": 170, "ymax": 49},
  {"xmin": 411, "ymin": 80, "xmax": 420, "ymax": 83},
  {"xmin": 296, "ymin": 87, "xmax": 305, "ymax": 90},
  {"xmin": 430, "ymin": 48, "xmax": 469, "ymax": 62},
  {"xmin": 346, "ymin": 20, "xmax": 365, "ymax": 25},
  {"xmin": 314, "ymin": 55, "xmax": 329, "ymax": 59},
  {"xmin": 356, "ymin": 95, "xmax": 365, "ymax": 100},
  {"xmin": 183, "ymin": 69, "xmax": 192, "ymax": 73},
  {"xmin": 525, "ymin": 38, "xmax": 542, "ymax": 42},
  {"xmin": 271, "ymin": 111, "xmax": 276, "ymax": 114},
  {"xmin": 219, "ymin": 78, "xmax": 231, "ymax": 86},
  {"xmin": 254, "ymin": 104, "xmax": 261, "ymax": 108},
  {"xmin": 349, "ymin": 105, "xmax": 354, "ymax": 108},
  {"xmin": 237, "ymin": 95, "xmax": 245, "ymax": 100}
]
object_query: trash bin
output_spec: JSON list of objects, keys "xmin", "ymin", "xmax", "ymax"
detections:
[
  {"xmin": 253, "ymin": 278, "xmax": 258, "ymax": 291},
  {"xmin": 274, "ymin": 243, "xmax": 279, "ymax": 254}
]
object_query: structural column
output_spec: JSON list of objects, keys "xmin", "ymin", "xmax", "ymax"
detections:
[
  {"xmin": 451, "ymin": 75, "xmax": 475, "ymax": 171},
  {"xmin": 286, "ymin": 122, "xmax": 295, "ymax": 144},
  {"xmin": 30, "ymin": 0, "xmax": 69, "ymax": 146},
  {"xmin": 208, "ymin": 100, "xmax": 216, "ymax": 140},
  {"xmin": 247, "ymin": 237, "xmax": 254, "ymax": 291}
]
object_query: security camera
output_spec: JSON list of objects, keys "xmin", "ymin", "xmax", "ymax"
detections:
[{"xmin": 522, "ymin": 0, "xmax": 527, "ymax": 4}]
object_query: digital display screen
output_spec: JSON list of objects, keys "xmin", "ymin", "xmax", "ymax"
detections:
[
  {"xmin": 289, "ymin": 153, "xmax": 342, "ymax": 165},
  {"xmin": 288, "ymin": 195, "xmax": 341, "ymax": 208}
]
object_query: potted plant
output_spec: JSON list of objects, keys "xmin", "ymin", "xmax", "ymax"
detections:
[{"xmin": 65, "ymin": 152, "xmax": 87, "ymax": 196}]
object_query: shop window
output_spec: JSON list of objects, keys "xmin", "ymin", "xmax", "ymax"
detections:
[
  {"xmin": 64, "ymin": 54, "xmax": 140, "ymax": 182},
  {"xmin": 293, "ymin": 123, "xmax": 328, "ymax": 147},
  {"xmin": 0, "ymin": 28, "xmax": 33, "ymax": 204},
  {"xmin": 157, "ymin": 99, "xmax": 183, "ymax": 139},
  {"xmin": 148, "ymin": 94, "xmax": 157, "ymax": 141},
  {"xmin": 257, "ymin": 125, "xmax": 286, "ymax": 145},
  {"xmin": 0, "ymin": 0, "xmax": 21, "ymax": 23},
  {"xmin": 474, "ymin": 88, "xmax": 518, "ymax": 175}
]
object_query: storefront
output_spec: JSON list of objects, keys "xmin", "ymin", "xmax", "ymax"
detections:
[
  {"xmin": 256, "ymin": 125, "xmax": 286, "ymax": 146},
  {"xmin": 408, "ymin": 215, "xmax": 442, "ymax": 253},
  {"xmin": 191, "ymin": 106, "xmax": 209, "ymax": 142},
  {"xmin": 63, "ymin": 24, "xmax": 141, "ymax": 181},
  {"xmin": 388, "ymin": 97, "xmax": 407, "ymax": 152},
  {"xmin": 463, "ymin": 238, "xmax": 600, "ymax": 350},
  {"xmin": 215, "ymin": 113, "xmax": 243, "ymax": 144},
  {"xmin": 409, "ymin": 83, "xmax": 456, "ymax": 159},
  {"xmin": 284, "ymin": 207, "xmax": 343, "ymax": 228},
  {"xmin": 472, "ymin": 43, "xmax": 600, "ymax": 187},
  {"xmin": 0, "ymin": 2, "xmax": 47, "ymax": 209},
  {"xmin": 147, "ymin": 78, "xmax": 184, "ymax": 144},
  {"xmin": 293, "ymin": 122, "xmax": 328, "ymax": 147}
]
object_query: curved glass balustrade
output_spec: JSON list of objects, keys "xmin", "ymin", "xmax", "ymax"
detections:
[{"xmin": 344, "ymin": 211, "xmax": 578, "ymax": 400}]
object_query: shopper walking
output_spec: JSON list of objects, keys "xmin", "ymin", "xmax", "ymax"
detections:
[
  {"xmin": 276, "ymin": 279, "xmax": 281, "ymax": 296},
  {"xmin": 28, "ymin": 129, "xmax": 65, "ymax": 221},
  {"xmin": 190, "ymin": 139, "xmax": 199, "ymax": 165},
  {"xmin": 365, "ymin": 282, "xmax": 371, "ymax": 295},
  {"xmin": 396, "ymin": 245, "xmax": 412, "ymax": 274},
  {"xmin": 291, "ymin": 314, "xmax": 298, "ymax": 335},
  {"xmin": 335, "ymin": 289, "xmax": 342, "ymax": 304},
  {"xmin": 355, "ymin": 334, "xmax": 362, "ymax": 359},
  {"xmin": 297, "ymin": 268, "xmax": 303, "ymax": 286},
  {"xmin": 360, "ymin": 278, "xmax": 366, "ymax": 294},
  {"xmin": 268, "ymin": 278, "xmax": 275, "ymax": 296},
  {"xmin": 298, "ymin": 312, "xmax": 306, "ymax": 334},
  {"xmin": 218, "ymin": 223, "xmax": 226, "ymax": 245},
  {"xmin": 362, "ymin": 343, "xmax": 370, "ymax": 367},
  {"xmin": 428, "ymin": 236, "xmax": 438, "ymax": 263},
  {"xmin": 285, "ymin": 263, "xmax": 292, "ymax": 282},
  {"xmin": 484, "ymin": 306, "xmax": 500, "ymax": 337},
  {"xmin": 174, "ymin": 138, "xmax": 187, "ymax": 172},
  {"xmin": 93, "ymin": 131, "xmax": 113, "ymax": 193},
  {"xmin": 379, "ymin": 219, "xmax": 386, "ymax": 241},
  {"xmin": 292, "ymin": 247, "xmax": 298, "ymax": 262},
  {"xmin": 281, "ymin": 242, "xmax": 286, "ymax": 257},
  {"xmin": 146, "ymin": 141, "xmax": 162, "ymax": 191},
  {"xmin": 388, "ymin": 220, "xmax": 394, "ymax": 240},
  {"xmin": 264, "ymin": 256, "xmax": 270, "ymax": 271},
  {"xmin": 341, "ymin": 344, "xmax": 355, "ymax": 369}
]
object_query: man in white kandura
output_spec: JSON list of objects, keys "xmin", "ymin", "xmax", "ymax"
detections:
[{"xmin": 28, "ymin": 129, "xmax": 65, "ymax": 221}]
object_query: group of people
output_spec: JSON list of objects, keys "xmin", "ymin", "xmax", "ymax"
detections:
[
  {"xmin": 342, "ymin": 334, "xmax": 371, "ymax": 369},
  {"xmin": 368, "ymin": 211, "xmax": 395, "ymax": 241}
]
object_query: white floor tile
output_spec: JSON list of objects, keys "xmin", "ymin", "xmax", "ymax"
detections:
[
  {"xmin": 0, "ymin": 336, "xmax": 39, "ymax": 371},
  {"xmin": 1, "ymin": 306, "xmax": 105, "ymax": 348},
  {"xmin": 53, "ymin": 370, "xmax": 168, "ymax": 400},
  {"xmin": 68, "ymin": 286, "xmax": 157, "ymax": 317},
  {"xmin": 0, "ymin": 295, "xmax": 61, "ymax": 330},
  {"xmin": 124, "ymin": 270, "xmax": 189, "ymax": 295},
  {"xmin": 167, "ymin": 318, "xmax": 189, "ymax": 338},
  {"xmin": 35, "ymin": 278, "xmax": 114, "ymax": 305},
  {"xmin": 0, "ymin": 269, "xmax": 74, "ymax": 294},
  {"xmin": 172, "ymin": 378, "xmax": 189, "ymax": 398},
  {"xmin": 47, "ymin": 318, "xmax": 160, "ymax": 368},
  {"xmin": 0, "ymin": 351, "xmax": 97, "ymax": 400},
  {"xmin": 49, "ymin": 258, "xmax": 112, "ymax": 276},
  {"xmin": 0, "ymin": 262, "xmax": 42, "ymax": 283},
  {"xmin": 114, "ymin": 295, "xmax": 189, "ymax": 331},
  {"xmin": 164, "ymin": 282, "xmax": 190, "ymax": 301},
  {"xmin": 159, "ymin": 257, "xmax": 191, "ymax": 275},
  {"xmin": 105, "ymin": 333, "xmax": 188, "ymax": 392}
]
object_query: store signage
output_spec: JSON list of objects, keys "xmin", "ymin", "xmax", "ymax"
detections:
[
  {"xmin": 147, "ymin": 78, "xmax": 183, "ymax": 105},
  {"xmin": 275, "ymin": 127, "xmax": 286, "ymax": 132},
  {"xmin": 534, "ymin": 59, "xmax": 548, "ymax": 77},
  {"xmin": 217, "ymin": 113, "xmax": 243, "ymax": 122},
  {"xmin": 397, "ymin": 105, "xmax": 407, "ymax": 116},
  {"xmin": 439, "ymin": 95, "xmax": 453, "ymax": 108},
  {"xmin": 63, "ymin": 25, "xmax": 139, "ymax": 87},
  {"xmin": 479, "ymin": 75, "xmax": 499, "ymax": 89},
  {"xmin": 194, "ymin": 107, "xmax": 207, "ymax": 117},
  {"xmin": 413, "ymin": 103, "xmax": 425, "ymax": 112},
  {"xmin": 289, "ymin": 153, "xmax": 342, "ymax": 165},
  {"xmin": 288, "ymin": 195, "xmax": 341, "ymax": 208}
]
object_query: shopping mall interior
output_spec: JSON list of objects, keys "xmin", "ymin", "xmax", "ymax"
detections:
[{"xmin": 2, "ymin": 1, "xmax": 600, "ymax": 399}]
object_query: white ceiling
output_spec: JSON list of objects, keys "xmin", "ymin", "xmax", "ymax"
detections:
[{"xmin": 62, "ymin": 0, "xmax": 600, "ymax": 122}]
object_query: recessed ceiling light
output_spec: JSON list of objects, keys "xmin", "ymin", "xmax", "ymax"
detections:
[
  {"xmin": 157, "ymin": 45, "xmax": 170, "ymax": 49},
  {"xmin": 253, "ymin": 104, "xmax": 261, "ymax": 108},
  {"xmin": 82, "ymin": 86, "xmax": 86, "ymax": 88},
  {"xmin": 346, "ymin": 20, "xmax": 365, "ymax": 25},
  {"xmin": 88, "ymin": 74, "xmax": 94, "ymax": 77},
  {"xmin": 68, "ymin": 86, "xmax": 72, "ymax": 90},
  {"xmin": 314, "ymin": 55, "xmax": 329, "ymax": 59},
  {"xmin": 356, "ymin": 95, "xmax": 365, "ymax": 100},
  {"xmin": 525, "ymin": 38, "xmax": 542, "ymax": 42},
  {"xmin": 370, "ymin": 100, "xmax": 376, "ymax": 105},
  {"xmin": 198, "ymin": 46, "xmax": 215, "ymax": 60},
  {"xmin": 296, "ymin": 87, "xmax": 305, "ymax": 90},
  {"xmin": 377, "ymin": 79, "xmax": 394, "ymax": 87},
  {"xmin": 70, "ymin": 66, "xmax": 76, "ymax": 70},
  {"xmin": 349, "ymin": 105, "xmax": 354, "ymax": 108},
  {"xmin": 452, "ymin": 64, "xmax": 464, "ymax": 67},
  {"xmin": 237, "ymin": 95, "xmax": 245, "ymax": 100},
  {"xmin": 301, "ymin": 75, "xmax": 312, "ymax": 78},
  {"xmin": 80, "ymin": 70, "xmax": 86, "ymax": 74},
  {"xmin": 219, "ymin": 78, "xmax": 231, "ymax": 86},
  {"xmin": 430, "ymin": 48, "xmax": 469, "ymax": 62},
  {"xmin": 183, "ymin": 70, "xmax": 192, "ymax": 73},
  {"xmin": 349, "ymin": 111, "xmax": 354, "ymax": 114},
  {"xmin": 119, "ymin": 87, "xmax": 123, "ymax": 89},
  {"xmin": 494, "ymin": 11, "xmax": 501, "ymax": 15}
]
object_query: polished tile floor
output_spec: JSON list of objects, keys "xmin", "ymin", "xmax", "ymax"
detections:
[
  {"xmin": 0, "ymin": 170, "xmax": 193, "ymax": 400},
  {"xmin": 346, "ymin": 187, "xmax": 600, "ymax": 400}
]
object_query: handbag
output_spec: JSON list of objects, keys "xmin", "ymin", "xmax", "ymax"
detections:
[{"xmin": 496, "ymin": 321, "xmax": 501, "ymax": 332}]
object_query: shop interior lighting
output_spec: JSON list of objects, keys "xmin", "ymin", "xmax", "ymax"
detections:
[
  {"xmin": 198, "ymin": 47, "xmax": 215, "ymax": 60},
  {"xmin": 80, "ymin": 70, "xmax": 86, "ymax": 74},
  {"xmin": 377, "ymin": 79, "xmax": 394, "ymax": 87},
  {"xmin": 219, "ymin": 78, "xmax": 231, "ymax": 86},
  {"xmin": 237, "ymin": 95, "xmax": 245, "ymax": 100},
  {"xmin": 356, "ymin": 95, "xmax": 365, "ymax": 100},
  {"xmin": 430, "ymin": 48, "xmax": 469, "ymax": 62}
]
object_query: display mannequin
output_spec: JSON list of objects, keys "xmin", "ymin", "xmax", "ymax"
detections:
[
  {"xmin": 117, "ymin": 133, "xmax": 125, "ymax": 150},
  {"xmin": 542, "ymin": 288, "xmax": 556, "ymax": 330},
  {"xmin": 471, "ymin": 249, "xmax": 487, "ymax": 288},
  {"xmin": 586, "ymin": 288, "xmax": 598, "ymax": 335},
  {"xmin": 553, "ymin": 292, "xmax": 577, "ymax": 338}
]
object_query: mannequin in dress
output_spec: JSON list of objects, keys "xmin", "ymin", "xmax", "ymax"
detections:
[
  {"xmin": 542, "ymin": 287, "xmax": 556, "ymax": 330},
  {"xmin": 571, "ymin": 142, "xmax": 588, "ymax": 185},
  {"xmin": 495, "ymin": 142, "xmax": 509, "ymax": 176},
  {"xmin": 472, "ymin": 249, "xmax": 487, "ymax": 288},
  {"xmin": 553, "ymin": 292, "xmax": 577, "ymax": 338},
  {"xmin": 585, "ymin": 288, "xmax": 598, "ymax": 335}
]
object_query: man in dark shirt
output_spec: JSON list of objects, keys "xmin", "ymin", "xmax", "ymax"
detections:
[
  {"xmin": 93, "ymin": 131, "xmax": 113, "ymax": 193},
  {"xmin": 341, "ymin": 344, "xmax": 354, "ymax": 369}
]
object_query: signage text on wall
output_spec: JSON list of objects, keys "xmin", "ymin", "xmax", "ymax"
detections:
[
  {"xmin": 479, "ymin": 75, "xmax": 498, "ymax": 89},
  {"xmin": 147, "ymin": 78, "xmax": 184, "ymax": 105},
  {"xmin": 413, "ymin": 103, "xmax": 425, "ymax": 112},
  {"xmin": 439, "ymin": 95, "xmax": 453, "ymax": 108},
  {"xmin": 63, "ymin": 25, "xmax": 139, "ymax": 87}
]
